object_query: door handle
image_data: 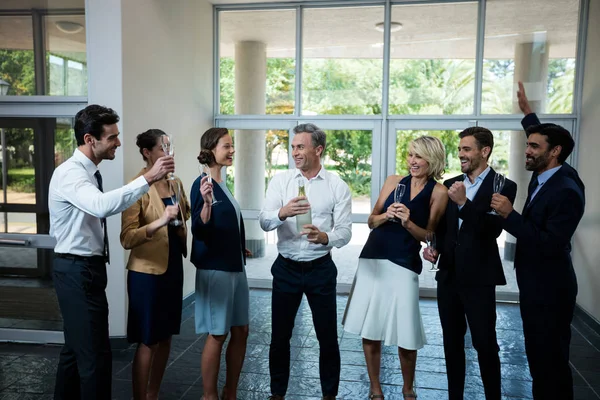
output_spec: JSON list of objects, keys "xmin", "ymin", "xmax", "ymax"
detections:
[{"xmin": 0, "ymin": 238, "xmax": 31, "ymax": 246}]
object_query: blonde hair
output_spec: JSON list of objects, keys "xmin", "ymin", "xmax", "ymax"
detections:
[{"xmin": 409, "ymin": 136, "xmax": 446, "ymax": 180}]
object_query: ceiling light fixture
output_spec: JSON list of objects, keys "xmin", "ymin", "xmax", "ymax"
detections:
[
  {"xmin": 375, "ymin": 21, "xmax": 403, "ymax": 32},
  {"xmin": 55, "ymin": 21, "xmax": 84, "ymax": 34}
]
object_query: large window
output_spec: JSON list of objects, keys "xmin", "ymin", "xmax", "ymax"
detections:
[
  {"xmin": 482, "ymin": 0, "xmax": 580, "ymax": 114},
  {"xmin": 0, "ymin": 2, "xmax": 86, "ymax": 97},
  {"xmin": 219, "ymin": 9, "xmax": 296, "ymax": 115}
]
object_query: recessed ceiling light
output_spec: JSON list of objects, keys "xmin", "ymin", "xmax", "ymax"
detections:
[
  {"xmin": 55, "ymin": 21, "xmax": 84, "ymax": 34},
  {"xmin": 375, "ymin": 21, "xmax": 403, "ymax": 32}
]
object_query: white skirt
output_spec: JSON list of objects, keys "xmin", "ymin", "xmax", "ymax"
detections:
[{"xmin": 342, "ymin": 258, "xmax": 426, "ymax": 349}]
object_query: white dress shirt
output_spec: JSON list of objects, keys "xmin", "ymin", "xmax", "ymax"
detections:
[
  {"xmin": 49, "ymin": 149, "xmax": 149, "ymax": 256},
  {"xmin": 259, "ymin": 168, "xmax": 352, "ymax": 262}
]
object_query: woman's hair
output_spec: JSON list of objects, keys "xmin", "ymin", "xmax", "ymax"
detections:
[
  {"xmin": 136, "ymin": 129, "xmax": 166, "ymax": 161},
  {"xmin": 198, "ymin": 127, "xmax": 229, "ymax": 166},
  {"xmin": 409, "ymin": 136, "xmax": 446, "ymax": 180}
]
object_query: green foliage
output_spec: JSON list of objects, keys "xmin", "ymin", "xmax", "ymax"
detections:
[
  {"xmin": 0, "ymin": 168, "xmax": 36, "ymax": 193},
  {"xmin": 325, "ymin": 130, "xmax": 372, "ymax": 195},
  {"xmin": 0, "ymin": 50, "xmax": 35, "ymax": 95}
]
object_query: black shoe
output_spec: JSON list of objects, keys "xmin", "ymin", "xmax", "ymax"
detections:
[
  {"xmin": 268, "ymin": 396, "xmax": 285, "ymax": 400},
  {"xmin": 323, "ymin": 396, "xmax": 336, "ymax": 400}
]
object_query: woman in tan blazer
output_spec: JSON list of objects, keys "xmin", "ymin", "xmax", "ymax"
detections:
[{"xmin": 120, "ymin": 129, "xmax": 190, "ymax": 400}]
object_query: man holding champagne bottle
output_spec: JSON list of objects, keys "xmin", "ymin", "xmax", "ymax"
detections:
[{"xmin": 259, "ymin": 123, "xmax": 352, "ymax": 400}]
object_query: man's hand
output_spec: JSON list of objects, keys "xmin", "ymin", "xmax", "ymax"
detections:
[
  {"xmin": 490, "ymin": 193, "xmax": 513, "ymax": 219},
  {"xmin": 278, "ymin": 196, "xmax": 311, "ymax": 220},
  {"xmin": 301, "ymin": 224, "xmax": 329, "ymax": 245},
  {"xmin": 143, "ymin": 156, "xmax": 175, "ymax": 185},
  {"xmin": 517, "ymin": 81, "xmax": 533, "ymax": 116},
  {"xmin": 423, "ymin": 247, "xmax": 439, "ymax": 263},
  {"xmin": 245, "ymin": 248, "xmax": 253, "ymax": 257},
  {"xmin": 448, "ymin": 181, "xmax": 467, "ymax": 206}
]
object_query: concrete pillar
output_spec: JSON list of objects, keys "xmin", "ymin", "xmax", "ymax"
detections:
[
  {"xmin": 234, "ymin": 41, "xmax": 267, "ymax": 257},
  {"xmin": 505, "ymin": 41, "xmax": 548, "ymax": 260}
]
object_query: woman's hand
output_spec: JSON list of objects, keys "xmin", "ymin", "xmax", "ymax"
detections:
[
  {"xmin": 161, "ymin": 205, "xmax": 179, "ymax": 226},
  {"xmin": 397, "ymin": 204, "xmax": 411, "ymax": 228},
  {"xmin": 386, "ymin": 203, "xmax": 400, "ymax": 221},
  {"xmin": 200, "ymin": 175, "xmax": 213, "ymax": 205}
]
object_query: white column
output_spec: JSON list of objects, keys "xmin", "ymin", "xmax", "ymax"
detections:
[
  {"xmin": 85, "ymin": 0, "xmax": 127, "ymax": 338},
  {"xmin": 505, "ymin": 41, "xmax": 548, "ymax": 260},
  {"xmin": 234, "ymin": 41, "xmax": 267, "ymax": 257}
]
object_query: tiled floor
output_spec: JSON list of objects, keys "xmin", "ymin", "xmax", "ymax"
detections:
[{"xmin": 1, "ymin": 289, "xmax": 600, "ymax": 399}]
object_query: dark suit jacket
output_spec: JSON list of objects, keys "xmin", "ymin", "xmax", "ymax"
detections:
[
  {"xmin": 435, "ymin": 168, "xmax": 517, "ymax": 286},
  {"xmin": 504, "ymin": 113, "xmax": 586, "ymax": 305},
  {"xmin": 190, "ymin": 176, "xmax": 246, "ymax": 273}
]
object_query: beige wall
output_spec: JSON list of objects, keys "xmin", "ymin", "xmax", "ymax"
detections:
[
  {"xmin": 87, "ymin": 0, "xmax": 213, "ymax": 337},
  {"xmin": 121, "ymin": 0, "xmax": 214, "ymax": 299},
  {"xmin": 573, "ymin": 0, "xmax": 600, "ymax": 322}
]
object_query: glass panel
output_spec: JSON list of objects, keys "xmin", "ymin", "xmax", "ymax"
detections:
[
  {"xmin": 333, "ymin": 223, "xmax": 369, "ymax": 286},
  {"xmin": 225, "ymin": 129, "xmax": 290, "ymax": 196},
  {"xmin": 482, "ymin": 0, "xmax": 579, "ymax": 114},
  {"xmin": 302, "ymin": 6, "xmax": 384, "ymax": 115},
  {"xmin": 0, "ymin": 16, "xmax": 36, "ymax": 96},
  {"xmin": 0, "ymin": 127, "xmax": 36, "ymax": 205},
  {"xmin": 324, "ymin": 130, "xmax": 372, "ymax": 214},
  {"xmin": 219, "ymin": 10, "xmax": 296, "ymax": 115},
  {"xmin": 55, "ymin": 117, "xmax": 77, "ymax": 167},
  {"xmin": 389, "ymin": 2, "xmax": 478, "ymax": 115},
  {"xmin": 45, "ymin": 15, "xmax": 87, "ymax": 96},
  {"xmin": 0, "ymin": 212, "xmax": 37, "ymax": 234}
]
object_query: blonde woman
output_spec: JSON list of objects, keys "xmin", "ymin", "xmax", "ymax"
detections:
[{"xmin": 343, "ymin": 136, "xmax": 448, "ymax": 400}]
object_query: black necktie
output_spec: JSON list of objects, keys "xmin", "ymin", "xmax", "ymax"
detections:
[
  {"xmin": 94, "ymin": 171, "xmax": 110, "ymax": 263},
  {"xmin": 525, "ymin": 176, "xmax": 539, "ymax": 209}
]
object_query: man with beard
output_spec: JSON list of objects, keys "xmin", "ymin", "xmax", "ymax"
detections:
[
  {"xmin": 259, "ymin": 123, "xmax": 352, "ymax": 400},
  {"xmin": 491, "ymin": 121, "xmax": 585, "ymax": 399},
  {"xmin": 49, "ymin": 105, "xmax": 174, "ymax": 400},
  {"xmin": 424, "ymin": 127, "xmax": 516, "ymax": 400}
]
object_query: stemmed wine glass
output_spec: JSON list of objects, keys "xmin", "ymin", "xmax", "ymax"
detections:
[
  {"xmin": 426, "ymin": 231, "xmax": 439, "ymax": 272},
  {"xmin": 488, "ymin": 173, "xmax": 506, "ymax": 215},
  {"xmin": 168, "ymin": 180, "xmax": 182, "ymax": 226},
  {"xmin": 160, "ymin": 134, "xmax": 175, "ymax": 181},
  {"xmin": 389, "ymin": 183, "xmax": 406, "ymax": 223},
  {"xmin": 199, "ymin": 163, "xmax": 220, "ymax": 206}
]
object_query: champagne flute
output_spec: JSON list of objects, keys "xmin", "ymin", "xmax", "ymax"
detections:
[
  {"xmin": 168, "ymin": 180, "xmax": 182, "ymax": 226},
  {"xmin": 426, "ymin": 231, "xmax": 439, "ymax": 272},
  {"xmin": 488, "ymin": 173, "xmax": 506, "ymax": 215},
  {"xmin": 160, "ymin": 134, "xmax": 176, "ymax": 180},
  {"xmin": 389, "ymin": 183, "xmax": 406, "ymax": 223},
  {"xmin": 199, "ymin": 163, "xmax": 220, "ymax": 206}
]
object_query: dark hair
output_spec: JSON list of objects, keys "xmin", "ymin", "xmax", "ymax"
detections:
[
  {"xmin": 459, "ymin": 126, "xmax": 494, "ymax": 160},
  {"xmin": 136, "ymin": 129, "xmax": 166, "ymax": 161},
  {"xmin": 526, "ymin": 123, "xmax": 575, "ymax": 164},
  {"xmin": 293, "ymin": 123, "xmax": 326, "ymax": 151},
  {"xmin": 198, "ymin": 127, "xmax": 229, "ymax": 166},
  {"xmin": 74, "ymin": 105, "xmax": 120, "ymax": 146}
]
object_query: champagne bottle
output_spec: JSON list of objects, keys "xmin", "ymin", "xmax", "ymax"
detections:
[{"xmin": 296, "ymin": 182, "xmax": 312, "ymax": 233}]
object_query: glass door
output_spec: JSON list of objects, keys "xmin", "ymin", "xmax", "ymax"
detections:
[{"xmin": 0, "ymin": 117, "xmax": 73, "ymax": 337}]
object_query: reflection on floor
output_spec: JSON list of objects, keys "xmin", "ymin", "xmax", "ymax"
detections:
[
  {"xmin": 0, "ymin": 278, "xmax": 62, "ymax": 331},
  {"xmin": 1, "ymin": 289, "xmax": 599, "ymax": 399}
]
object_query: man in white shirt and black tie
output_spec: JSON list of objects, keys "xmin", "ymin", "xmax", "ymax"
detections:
[
  {"xmin": 259, "ymin": 123, "xmax": 352, "ymax": 400},
  {"xmin": 48, "ymin": 105, "xmax": 174, "ymax": 400}
]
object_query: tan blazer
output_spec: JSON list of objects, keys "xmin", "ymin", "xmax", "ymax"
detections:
[{"xmin": 120, "ymin": 169, "xmax": 191, "ymax": 275}]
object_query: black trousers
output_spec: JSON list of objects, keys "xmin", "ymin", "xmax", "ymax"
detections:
[
  {"xmin": 52, "ymin": 256, "xmax": 112, "ymax": 400},
  {"xmin": 269, "ymin": 253, "xmax": 340, "ymax": 397},
  {"xmin": 437, "ymin": 278, "xmax": 501, "ymax": 400},
  {"xmin": 520, "ymin": 299, "xmax": 575, "ymax": 400}
]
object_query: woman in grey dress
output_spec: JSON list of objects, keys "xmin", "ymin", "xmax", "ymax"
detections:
[{"xmin": 190, "ymin": 127, "xmax": 250, "ymax": 400}]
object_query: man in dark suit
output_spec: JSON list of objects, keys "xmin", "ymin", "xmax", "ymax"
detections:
[
  {"xmin": 425, "ymin": 127, "xmax": 517, "ymax": 400},
  {"xmin": 491, "ymin": 121, "xmax": 585, "ymax": 399}
]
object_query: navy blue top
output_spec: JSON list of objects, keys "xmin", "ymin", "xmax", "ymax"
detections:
[
  {"xmin": 359, "ymin": 175, "xmax": 436, "ymax": 275},
  {"xmin": 190, "ymin": 175, "xmax": 246, "ymax": 273}
]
